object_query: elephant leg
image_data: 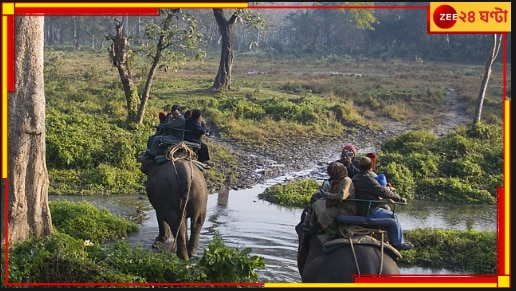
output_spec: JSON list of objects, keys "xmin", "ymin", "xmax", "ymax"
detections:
[
  {"xmin": 187, "ymin": 215, "xmax": 205, "ymax": 257},
  {"xmin": 162, "ymin": 210, "xmax": 189, "ymax": 260},
  {"xmin": 296, "ymin": 224, "xmax": 311, "ymax": 274},
  {"xmin": 173, "ymin": 221, "xmax": 189, "ymax": 260},
  {"xmin": 155, "ymin": 212, "xmax": 171, "ymax": 243}
]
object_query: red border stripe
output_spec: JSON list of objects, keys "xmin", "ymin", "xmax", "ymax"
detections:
[
  {"xmin": 6, "ymin": 15, "xmax": 14, "ymax": 92},
  {"xmin": 354, "ymin": 275, "xmax": 498, "ymax": 284},
  {"xmin": 497, "ymin": 186, "xmax": 504, "ymax": 275},
  {"xmin": 2, "ymin": 3, "xmax": 510, "ymax": 288},
  {"xmin": 14, "ymin": 7, "xmax": 160, "ymax": 16}
]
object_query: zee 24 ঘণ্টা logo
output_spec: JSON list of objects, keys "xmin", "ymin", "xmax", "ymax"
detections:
[{"xmin": 431, "ymin": 3, "xmax": 510, "ymax": 32}]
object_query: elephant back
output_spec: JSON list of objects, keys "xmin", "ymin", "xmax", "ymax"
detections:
[
  {"xmin": 301, "ymin": 235, "xmax": 400, "ymax": 282},
  {"xmin": 144, "ymin": 156, "xmax": 208, "ymax": 261}
]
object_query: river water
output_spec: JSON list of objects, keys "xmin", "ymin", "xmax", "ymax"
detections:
[{"xmin": 50, "ymin": 167, "xmax": 497, "ymax": 283}]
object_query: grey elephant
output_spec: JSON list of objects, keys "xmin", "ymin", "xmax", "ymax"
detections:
[
  {"xmin": 141, "ymin": 154, "xmax": 208, "ymax": 261},
  {"xmin": 296, "ymin": 205, "xmax": 401, "ymax": 283}
]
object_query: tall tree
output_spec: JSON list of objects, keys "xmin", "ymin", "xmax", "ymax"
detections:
[
  {"xmin": 105, "ymin": 9, "xmax": 203, "ymax": 127},
  {"xmin": 212, "ymin": 8, "xmax": 265, "ymax": 91},
  {"xmin": 2, "ymin": 16, "xmax": 53, "ymax": 246},
  {"xmin": 473, "ymin": 34, "xmax": 503, "ymax": 124}
]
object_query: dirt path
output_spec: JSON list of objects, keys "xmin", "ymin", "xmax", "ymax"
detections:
[
  {"xmin": 211, "ymin": 88, "xmax": 472, "ymax": 191},
  {"xmin": 431, "ymin": 88, "xmax": 470, "ymax": 136},
  {"xmin": 349, "ymin": 87, "xmax": 471, "ymax": 152}
]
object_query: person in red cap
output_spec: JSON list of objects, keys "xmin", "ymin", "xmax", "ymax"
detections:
[
  {"xmin": 365, "ymin": 152, "xmax": 397, "ymax": 191},
  {"xmin": 335, "ymin": 144, "xmax": 360, "ymax": 178},
  {"xmin": 158, "ymin": 111, "xmax": 167, "ymax": 124},
  {"xmin": 365, "ymin": 152, "xmax": 377, "ymax": 172}
]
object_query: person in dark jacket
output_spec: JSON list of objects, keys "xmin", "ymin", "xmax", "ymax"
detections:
[
  {"xmin": 352, "ymin": 156, "xmax": 414, "ymax": 251},
  {"xmin": 146, "ymin": 104, "xmax": 184, "ymax": 150},
  {"xmin": 335, "ymin": 144, "xmax": 360, "ymax": 178},
  {"xmin": 184, "ymin": 109, "xmax": 212, "ymax": 168}
]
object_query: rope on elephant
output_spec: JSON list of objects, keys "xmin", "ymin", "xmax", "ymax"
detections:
[
  {"xmin": 166, "ymin": 142, "xmax": 196, "ymax": 253},
  {"xmin": 375, "ymin": 231, "xmax": 386, "ymax": 275},
  {"xmin": 338, "ymin": 224, "xmax": 374, "ymax": 239},
  {"xmin": 166, "ymin": 142, "xmax": 197, "ymax": 161},
  {"xmin": 348, "ymin": 237, "xmax": 361, "ymax": 275},
  {"xmin": 320, "ymin": 233, "xmax": 402, "ymax": 260}
]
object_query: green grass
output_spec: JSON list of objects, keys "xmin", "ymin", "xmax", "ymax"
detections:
[{"xmin": 43, "ymin": 47, "xmax": 507, "ymax": 195}]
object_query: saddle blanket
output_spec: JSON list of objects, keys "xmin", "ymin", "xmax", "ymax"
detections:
[{"xmin": 317, "ymin": 233, "xmax": 402, "ymax": 260}]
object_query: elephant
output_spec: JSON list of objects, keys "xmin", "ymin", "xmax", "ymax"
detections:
[
  {"xmin": 141, "ymin": 150, "xmax": 208, "ymax": 261},
  {"xmin": 295, "ymin": 205, "xmax": 401, "ymax": 283}
]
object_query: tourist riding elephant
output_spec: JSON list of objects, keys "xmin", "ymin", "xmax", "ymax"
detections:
[
  {"xmin": 295, "ymin": 206, "xmax": 400, "ymax": 283},
  {"xmin": 142, "ymin": 156, "xmax": 208, "ymax": 261}
]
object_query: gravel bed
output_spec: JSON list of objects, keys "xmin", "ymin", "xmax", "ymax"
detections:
[
  {"xmin": 210, "ymin": 124, "xmax": 408, "ymax": 192},
  {"xmin": 205, "ymin": 88, "xmax": 467, "ymax": 192}
]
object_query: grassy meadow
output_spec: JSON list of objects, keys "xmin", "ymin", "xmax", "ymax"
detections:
[{"xmin": 44, "ymin": 46, "xmax": 508, "ymax": 196}]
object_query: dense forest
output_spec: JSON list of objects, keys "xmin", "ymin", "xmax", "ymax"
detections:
[{"xmin": 43, "ymin": 2, "xmax": 511, "ymax": 64}]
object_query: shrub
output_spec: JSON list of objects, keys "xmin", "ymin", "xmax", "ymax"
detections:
[
  {"xmin": 3, "ymin": 232, "xmax": 141, "ymax": 284},
  {"xmin": 3, "ymin": 202, "xmax": 266, "ymax": 285},
  {"xmin": 258, "ymin": 179, "xmax": 319, "ymax": 207},
  {"xmin": 415, "ymin": 177, "xmax": 495, "ymax": 203},
  {"xmin": 49, "ymin": 200, "xmax": 138, "ymax": 243},
  {"xmin": 379, "ymin": 162, "xmax": 415, "ymax": 200},
  {"xmin": 400, "ymin": 228, "xmax": 496, "ymax": 274},
  {"xmin": 381, "ymin": 130, "xmax": 438, "ymax": 155},
  {"xmin": 189, "ymin": 232, "xmax": 266, "ymax": 282}
]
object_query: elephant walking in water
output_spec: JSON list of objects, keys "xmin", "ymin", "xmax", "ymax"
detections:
[
  {"xmin": 141, "ymin": 152, "xmax": 208, "ymax": 261},
  {"xmin": 296, "ymin": 206, "xmax": 401, "ymax": 282}
]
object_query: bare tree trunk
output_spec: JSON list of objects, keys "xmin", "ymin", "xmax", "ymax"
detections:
[
  {"xmin": 212, "ymin": 9, "xmax": 237, "ymax": 91},
  {"xmin": 135, "ymin": 16, "xmax": 141, "ymax": 39},
  {"xmin": 136, "ymin": 12, "xmax": 179, "ymax": 126},
  {"xmin": 3, "ymin": 16, "xmax": 52, "ymax": 246},
  {"xmin": 122, "ymin": 16, "xmax": 128, "ymax": 37},
  {"xmin": 106, "ymin": 19, "xmax": 139, "ymax": 125},
  {"xmin": 473, "ymin": 34, "xmax": 503, "ymax": 124},
  {"xmin": 73, "ymin": 16, "xmax": 80, "ymax": 50},
  {"xmin": 136, "ymin": 33, "xmax": 167, "ymax": 125}
]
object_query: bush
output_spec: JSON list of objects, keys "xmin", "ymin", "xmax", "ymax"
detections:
[
  {"xmin": 188, "ymin": 233, "xmax": 266, "ymax": 283},
  {"xmin": 258, "ymin": 178, "xmax": 320, "ymax": 207},
  {"xmin": 379, "ymin": 161, "xmax": 415, "ymax": 200},
  {"xmin": 49, "ymin": 200, "xmax": 138, "ymax": 243},
  {"xmin": 415, "ymin": 178, "xmax": 495, "ymax": 203},
  {"xmin": 400, "ymin": 228, "xmax": 496, "ymax": 274},
  {"xmin": 2, "ymin": 203, "xmax": 266, "ymax": 286},
  {"xmin": 3, "ymin": 232, "xmax": 141, "ymax": 284},
  {"xmin": 381, "ymin": 130, "xmax": 438, "ymax": 155}
]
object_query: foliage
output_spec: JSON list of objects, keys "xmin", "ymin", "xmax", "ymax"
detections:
[
  {"xmin": 415, "ymin": 178, "xmax": 495, "ymax": 203},
  {"xmin": 2, "ymin": 203, "xmax": 266, "ymax": 285},
  {"xmin": 381, "ymin": 130, "xmax": 438, "ymax": 155},
  {"xmin": 379, "ymin": 161, "xmax": 415, "ymax": 200},
  {"xmin": 258, "ymin": 179, "xmax": 320, "ymax": 207},
  {"xmin": 376, "ymin": 124, "xmax": 502, "ymax": 201},
  {"xmin": 399, "ymin": 228, "xmax": 497, "ymax": 274},
  {"xmin": 186, "ymin": 232, "xmax": 266, "ymax": 283},
  {"xmin": 3, "ymin": 232, "xmax": 141, "ymax": 284},
  {"xmin": 43, "ymin": 48, "xmax": 504, "ymax": 198},
  {"xmin": 88, "ymin": 240, "xmax": 184, "ymax": 283},
  {"xmin": 261, "ymin": 124, "xmax": 501, "ymax": 205},
  {"xmin": 2, "ymin": 232, "xmax": 266, "ymax": 286},
  {"xmin": 49, "ymin": 200, "xmax": 139, "ymax": 243}
]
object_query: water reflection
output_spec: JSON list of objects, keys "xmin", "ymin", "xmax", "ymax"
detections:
[
  {"xmin": 48, "ymin": 155, "xmax": 497, "ymax": 283},
  {"xmin": 49, "ymin": 181, "xmax": 496, "ymax": 283}
]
